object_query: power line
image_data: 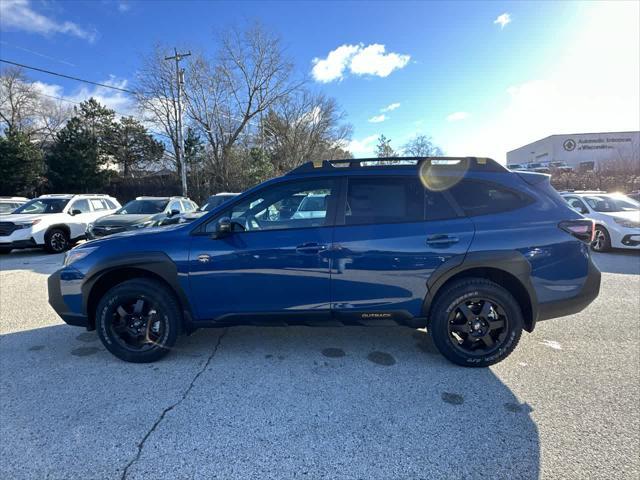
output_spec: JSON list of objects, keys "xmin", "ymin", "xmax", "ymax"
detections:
[{"xmin": 0, "ymin": 58, "xmax": 136, "ymax": 94}]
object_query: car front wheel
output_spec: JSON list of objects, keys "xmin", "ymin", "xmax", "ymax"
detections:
[
  {"xmin": 96, "ymin": 279, "xmax": 181, "ymax": 363},
  {"xmin": 429, "ymin": 278, "xmax": 523, "ymax": 367},
  {"xmin": 44, "ymin": 228, "xmax": 70, "ymax": 253}
]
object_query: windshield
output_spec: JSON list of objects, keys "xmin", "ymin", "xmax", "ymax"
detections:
[
  {"xmin": 117, "ymin": 199, "xmax": 168, "ymax": 214},
  {"xmin": 13, "ymin": 198, "xmax": 69, "ymax": 214},
  {"xmin": 584, "ymin": 195, "xmax": 639, "ymax": 212}
]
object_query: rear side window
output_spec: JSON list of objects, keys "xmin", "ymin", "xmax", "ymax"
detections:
[
  {"xmin": 425, "ymin": 190, "xmax": 459, "ymax": 221},
  {"xmin": 448, "ymin": 180, "xmax": 532, "ymax": 216},
  {"xmin": 345, "ymin": 177, "xmax": 424, "ymax": 225},
  {"xmin": 105, "ymin": 199, "xmax": 118, "ymax": 209}
]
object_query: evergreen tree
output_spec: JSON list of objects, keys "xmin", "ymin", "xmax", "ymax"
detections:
[
  {"xmin": 112, "ymin": 116, "xmax": 164, "ymax": 176},
  {"xmin": 0, "ymin": 131, "xmax": 44, "ymax": 196},
  {"xmin": 46, "ymin": 117, "xmax": 109, "ymax": 192}
]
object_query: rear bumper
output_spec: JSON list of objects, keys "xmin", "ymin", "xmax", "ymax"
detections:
[
  {"xmin": 537, "ymin": 254, "xmax": 601, "ymax": 321},
  {"xmin": 48, "ymin": 270, "xmax": 89, "ymax": 328}
]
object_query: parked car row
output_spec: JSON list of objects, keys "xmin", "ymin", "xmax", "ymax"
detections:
[
  {"xmin": 508, "ymin": 161, "xmax": 573, "ymax": 173},
  {"xmin": 0, "ymin": 192, "xmax": 239, "ymax": 254}
]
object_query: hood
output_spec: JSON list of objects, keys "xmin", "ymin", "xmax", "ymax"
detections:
[
  {"xmin": 93, "ymin": 213, "xmax": 165, "ymax": 227},
  {"xmin": 1, "ymin": 213, "xmax": 55, "ymax": 223},
  {"xmin": 84, "ymin": 222, "xmax": 186, "ymax": 247},
  {"xmin": 603, "ymin": 210, "xmax": 640, "ymax": 222}
]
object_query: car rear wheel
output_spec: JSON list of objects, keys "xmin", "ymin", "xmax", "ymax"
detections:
[
  {"xmin": 591, "ymin": 226, "xmax": 611, "ymax": 252},
  {"xmin": 429, "ymin": 278, "xmax": 523, "ymax": 367},
  {"xmin": 44, "ymin": 228, "xmax": 70, "ymax": 253},
  {"xmin": 96, "ymin": 279, "xmax": 181, "ymax": 363}
]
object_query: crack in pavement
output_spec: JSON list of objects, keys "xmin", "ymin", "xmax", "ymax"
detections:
[{"xmin": 120, "ymin": 329, "xmax": 228, "ymax": 480}]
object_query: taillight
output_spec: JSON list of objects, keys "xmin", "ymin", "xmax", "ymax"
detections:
[{"xmin": 559, "ymin": 219, "xmax": 595, "ymax": 243}]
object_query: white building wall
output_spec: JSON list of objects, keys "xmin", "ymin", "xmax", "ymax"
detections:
[{"xmin": 507, "ymin": 131, "xmax": 639, "ymax": 169}]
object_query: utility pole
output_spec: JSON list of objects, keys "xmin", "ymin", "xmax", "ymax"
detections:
[{"xmin": 164, "ymin": 48, "xmax": 191, "ymax": 196}]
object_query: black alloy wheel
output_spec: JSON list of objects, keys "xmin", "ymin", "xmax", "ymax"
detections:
[
  {"xmin": 96, "ymin": 279, "xmax": 180, "ymax": 363},
  {"xmin": 447, "ymin": 297, "xmax": 508, "ymax": 355},
  {"xmin": 429, "ymin": 278, "xmax": 523, "ymax": 367},
  {"xmin": 109, "ymin": 297, "xmax": 166, "ymax": 352}
]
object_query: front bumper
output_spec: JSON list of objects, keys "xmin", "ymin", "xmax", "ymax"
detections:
[
  {"xmin": 48, "ymin": 269, "xmax": 89, "ymax": 328},
  {"xmin": 608, "ymin": 224, "xmax": 640, "ymax": 249},
  {"xmin": 0, "ymin": 238, "xmax": 38, "ymax": 250},
  {"xmin": 537, "ymin": 254, "xmax": 601, "ymax": 321}
]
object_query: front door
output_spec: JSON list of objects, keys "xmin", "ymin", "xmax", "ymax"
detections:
[
  {"xmin": 330, "ymin": 175, "xmax": 474, "ymax": 321},
  {"xmin": 188, "ymin": 178, "xmax": 339, "ymax": 321}
]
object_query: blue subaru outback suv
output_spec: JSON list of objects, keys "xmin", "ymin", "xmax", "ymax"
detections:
[{"xmin": 48, "ymin": 157, "xmax": 601, "ymax": 367}]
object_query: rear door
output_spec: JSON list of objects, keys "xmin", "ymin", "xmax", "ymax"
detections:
[
  {"xmin": 330, "ymin": 175, "xmax": 474, "ymax": 321},
  {"xmin": 67, "ymin": 199, "xmax": 94, "ymax": 238}
]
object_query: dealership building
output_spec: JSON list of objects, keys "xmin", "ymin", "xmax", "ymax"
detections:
[{"xmin": 506, "ymin": 131, "xmax": 639, "ymax": 169}]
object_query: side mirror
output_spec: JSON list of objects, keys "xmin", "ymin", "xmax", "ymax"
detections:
[
  {"xmin": 212, "ymin": 217, "xmax": 232, "ymax": 239},
  {"xmin": 69, "ymin": 209, "xmax": 82, "ymax": 216},
  {"xmin": 168, "ymin": 209, "xmax": 180, "ymax": 217}
]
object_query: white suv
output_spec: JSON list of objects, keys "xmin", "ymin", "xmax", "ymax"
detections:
[
  {"xmin": 561, "ymin": 191, "xmax": 640, "ymax": 252},
  {"xmin": 0, "ymin": 194, "xmax": 121, "ymax": 254}
]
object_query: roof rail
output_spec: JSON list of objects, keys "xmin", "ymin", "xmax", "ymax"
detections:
[{"xmin": 287, "ymin": 156, "xmax": 507, "ymax": 175}]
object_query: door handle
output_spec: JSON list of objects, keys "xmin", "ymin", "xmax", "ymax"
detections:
[
  {"xmin": 426, "ymin": 234, "xmax": 459, "ymax": 246},
  {"xmin": 296, "ymin": 243, "xmax": 328, "ymax": 254}
]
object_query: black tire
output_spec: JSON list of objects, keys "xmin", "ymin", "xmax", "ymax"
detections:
[
  {"xmin": 428, "ymin": 278, "xmax": 523, "ymax": 367},
  {"xmin": 44, "ymin": 228, "xmax": 70, "ymax": 253},
  {"xmin": 96, "ymin": 279, "xmax": 181, "ymax": 363},
  {"xmin": 0, "ymin": 247, "xmax": 11, "ymax": 254},
  {"xmin": 591, "ymin": 225, "xmax": 611, "ymax": 252}
]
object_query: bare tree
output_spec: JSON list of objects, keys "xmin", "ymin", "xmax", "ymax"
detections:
[
  {"xmin": 263, "ymin": 90, "xmax": 352, "ymax": 172},
  {"xmin": 186, "ymin": 23, "xmax": 302, "ymax": 188},
  {"xmin": 0, "ymin": 67, "xmax": 39, "ymax": 135},
  {"xmin": 402, "ymin": 134, "xmax": 444, "ymax": 157},
  {"xmin": 33, "ymin": 97, "xmax": 72, "ymax": 147}
]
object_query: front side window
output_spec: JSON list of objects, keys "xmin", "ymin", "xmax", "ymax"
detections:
[
  {"xmin": 448, "ymin": 180, "xmax": 533, "ymax": 216},
  {"xmin": 169, "ymin": 200, "xmax": 182, "ymax": 212},
  {"xmin": 205, "ymin": 179, "xmax": 337, "ymax": 233},
  {"xmin": 565, "ymin": 196, "xmax": 589, "ymax": 214},
  {"xmin": 344, "ymin": 177, "xmax": 424, "ymax": 225},
  {"xmin": 13, "ymin": 198, "xmax": 69, "ymax": 214},
  {"xmin": 70, "ymin": 199, "xmax": 91, "ymax": 213}
]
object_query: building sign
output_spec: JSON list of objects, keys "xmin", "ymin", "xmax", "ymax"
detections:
[{"xmin": 571, "ymin": 136, "xmax": 634, "ymax": 152}]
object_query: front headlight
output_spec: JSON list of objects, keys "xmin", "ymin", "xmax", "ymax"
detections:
[
  {"xmin": 17, "ymin": 219, "xmax": 41, "ymax": 229},
  {"xmin": 64, "ymin": 246, "xmax": 99, "ymax": 266},
  {"xmin": 614, "ymin": 218, "xmax": 640, "ymax": 228}
]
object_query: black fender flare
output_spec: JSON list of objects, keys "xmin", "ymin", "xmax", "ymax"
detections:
[
  {"xmin": 422, "ymin": 250, "xmax": 539, "ymax": 331},
  {"xmin": 81, "ymin": 251, "xmax": 192, "ymax": 323}
]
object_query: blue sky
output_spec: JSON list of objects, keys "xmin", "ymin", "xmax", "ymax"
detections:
[{"xmin": 1, "ymin": 0, "xmax": 639, "ymax": 161}]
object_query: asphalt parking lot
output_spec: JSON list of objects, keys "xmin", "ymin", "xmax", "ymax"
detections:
[{"xmin": 0, "ymin": 249, "xmax": 638, "ymax": 479}]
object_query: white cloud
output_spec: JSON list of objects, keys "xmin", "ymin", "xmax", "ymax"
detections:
[
  {"xmin": 494, "ymin": 13, "xmax": 511, "ymax": 29},
  {"xmin": 349, "ymin": 44, "xmax": 411, "ymax": 78},
  {"xmin": 347, "ymin": 134, "xmax": 379, "ymax": 157},
  {"xmin": 311, "ymin": 45, "xmax": 360, "ymax": 83},
  {"xmin": 0, "ymin": 0, "xmax": 96, "ymax": 42},
  {"xmin": 368, "ymin": 114, "xmax": 386, "ymax": 123},
  {"xmin": 118, "ymin": 2, "xmax": 131, "ymax": 13},
  {"xmin": 32, "ymin": 77, "xmax": 135, "ymax": 117},
  {"xmin": 445, "ymin": 2, "xmax": 640, "ymax": 162},
  {"xmin": 446, "ymin": 112, "xmax": 470, "ymax": 122},
  {"xmin": 312, "ymin": 44, "xmax": 410, "ymax": 82},
  {"xmin": 381, "ymin": 102, "xmax": 400, "ymax": 112}
]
